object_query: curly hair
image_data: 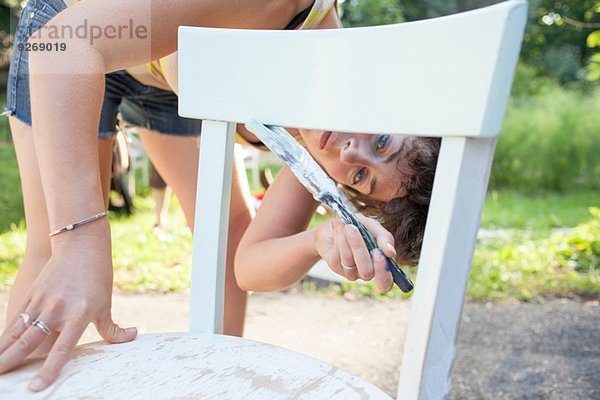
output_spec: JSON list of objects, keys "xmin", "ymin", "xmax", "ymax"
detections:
[{"xmin": 343, "ymin": 137, "xmax": 441, "ymax": 266}]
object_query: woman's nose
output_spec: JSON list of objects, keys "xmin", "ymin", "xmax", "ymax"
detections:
[{"xmin": 339, "ymin": 139, "xmax": 366, "ymax": 165}]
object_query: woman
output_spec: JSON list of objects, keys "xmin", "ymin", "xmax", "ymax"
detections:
[
  {"xmin": 235, "ymin": 131, "xmax": 439, "ymax": 292},
  {"xmin": 0, "ymin": 0, "xmax": 439, "ymax": 392}
]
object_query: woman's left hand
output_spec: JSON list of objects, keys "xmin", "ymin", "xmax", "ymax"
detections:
[{"xmin": 314, "ymin": 215, "xmax": 396, "ymax": 292}]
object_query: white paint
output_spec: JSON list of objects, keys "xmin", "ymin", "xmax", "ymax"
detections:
[
  {"xmin": 3, "ymin": 1, "xmax": 527, "ymax": 398},
  {"xmin": 180, "ymin": 2, "xmax": 526, "ymax": 397},
  {"xmin": 1, "ymin": 333, "xmax": 391, "ymax": 399},
  {"xmin": 189, "ymin": 120, "xmax": 236, "ymax": 334},
  {"xmin": 397, "ymin": 138, "xmax": 498, "ymax": 399},
  {"xmin": 179, "ymin": 1, "xmax": 526, "ymax": 138}
]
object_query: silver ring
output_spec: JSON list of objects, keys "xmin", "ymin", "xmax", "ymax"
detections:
[
  {"xmin": 32, "ymin": 319, "xmax": 51, "ymax": 335},
  {"xmin": 20, "ymin": 313, "xmax": 32, "ymax": 327},
  {"xmin": 341, "ymin": 262, "xmax": 356, "ymax": 270}
]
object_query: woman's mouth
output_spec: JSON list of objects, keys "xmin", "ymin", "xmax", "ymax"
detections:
[{"xmin": 319, "ymin": 131, "xmax": 333, "ymax": 150}]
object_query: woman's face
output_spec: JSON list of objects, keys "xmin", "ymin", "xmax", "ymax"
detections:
[{"xmin": 298, "ymin": 129, "xmax": 416, "ymax": 202}]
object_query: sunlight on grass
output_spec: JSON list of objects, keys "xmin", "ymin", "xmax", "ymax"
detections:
[
  {"xmin": 0, "ymin": 146, "xmax": 23, "ymax": 232},
  {"xmin": 327, "ymin": 207, "xmax": 600, "ymax": 301},
  {"xmin": 0, "ymin": 196, "xmax": 194, "ymax": 292},
  {"xmin": 469, "ymin": 211, "xmax": 600, "ymax": 301},
  {"xmin": 0, "ymin": 141, "xmax": 598, "ymax": 299},
  {"xmin": 110, "ymin": 196, "xmax": 193, "ymax": 292},
  {"xmin": 0, "ymin": 222, "xmax": 25, "ymax": 290},
  {"xmin": 1, "ymin": 192, "xmax": 598, "ymax": 299},
  {"xmin": 481, "ymin": 190, "xmax": 599, "ymax": 230}
]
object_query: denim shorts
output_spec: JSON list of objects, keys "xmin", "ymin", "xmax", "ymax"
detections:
[{"xmin": 4, "ymin": 0, "xmax": 202, "ymax": 138}]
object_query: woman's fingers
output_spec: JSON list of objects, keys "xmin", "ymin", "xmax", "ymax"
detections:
[
  {"xmin": 358, "ymin": 215, "xmax": 397, "ymax": 259},
  {"xmin": 344, "ymin": 224, "xmax": 374, "ymax": 280},
  {"xmin": 95, "ymin": 310, "xmax": 137, "ymax": 344},
  {"xmin": 0, "ymin": 312, "xmax": 49, "ymax": 375},
  {"xmin": 0, "ymin": 310, "xmax": 31, "ymax": 354},
  {"xmin": 28, "ymin": 320, "xmax": 87, "ymax": 392},
  {"xmin": 372, "ymin": 249, "xmax": 393, "ymax": 292},
  {"xmin": 334, "ymin": 219, "xmax": 358, "ymax": 281},
  {"xmin": 320, "ymin": 217, "xmax": 393, "ymax": 291}
]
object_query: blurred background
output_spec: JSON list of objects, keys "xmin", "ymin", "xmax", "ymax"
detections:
[{"xmin": 0, "ymin": 0, "xmax": 598, "ymax": 302}]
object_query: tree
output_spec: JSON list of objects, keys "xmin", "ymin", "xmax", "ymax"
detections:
[
  {"xmin": 582, "ymin": 1, "xmax": 600, "ymax": 80},
  {"xmin": 1, "ymin": 0, "xmax": 20, "ymax": 70},
  {"xmin": 521, "ymin": 0, "xmax": 599, "ymax": 83},
  {"xmin": 340, "ymin": 0, "xmax": 599, "ymax": 84},
  {"xmin": 339, "ymin": 0, "xmax": 405, "ymax": 27}
]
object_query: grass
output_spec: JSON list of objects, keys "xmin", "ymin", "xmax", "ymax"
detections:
[
  {"xmin": 468, "ymin": 214, "xmax": 600, "ymax": 302},
  {"xmin": 0, "ymin": 143, "xmax": 195, "ymax": 293},
  {"xmin": 337, "ymin": 208, "xmax": 600, "ymax": 302},
  {"xmin": 0, "ymin": 195, "xmax": 194, "ymax": 293},
  {"xmin": 0, "ymin": 131, "xmax": 598, "ymax": 301},
  {"xmin": 481, "ymin": 190, "xmax": 598, "ymax": 230},
  {"xmin": 109, "ymin": 196, "xmax": 193, "ymax": 293},
  {"xmin": 0, "ymin": 94, "xmax": 9, "ymax": 142},
  {"xmin": 0, "ymin": 145, "xmax": 22, "ymax": 232}
]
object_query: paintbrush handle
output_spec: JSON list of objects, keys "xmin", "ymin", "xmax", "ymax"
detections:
[
  {"xmin": 353, "ymin": 219, "xmax": 414, "ymax": 293},
  {"xmin": 329, "ymin": 197, "xmax": 414, "ymax": 293}
]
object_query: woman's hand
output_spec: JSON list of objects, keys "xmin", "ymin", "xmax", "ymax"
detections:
[
  {"xmin": 314, "ymin": 215, "xmax": 397, "ymax": 292},
  {"xmin": 0, "ymin": 241, "xmax": 137, "ymax": 392}
]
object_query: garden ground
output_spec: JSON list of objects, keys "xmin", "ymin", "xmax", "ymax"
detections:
[{"xmin": 1, "ymin": 290, "xmax": 598, "ymax": 399}]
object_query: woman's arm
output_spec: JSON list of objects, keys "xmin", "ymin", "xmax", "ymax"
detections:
[
  {"xmin": 235, "ymin": 167, "xmax": 320, "ymax": 291},
  {"xmin": 235, "ymin": 166, "xmax": 396, "ymax": 292},
  {"xmin": 0, "ymin": 0, "xmax": 307, "ymax": 391}
]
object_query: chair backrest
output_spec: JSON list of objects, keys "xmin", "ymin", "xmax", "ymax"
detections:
[
  {"xmin": 178, "ymin": 1, "xmax": 527, "ymax": 399},
  {"xmin": 179, "ymin": 1, "xmax": 526, "ymax": 138}
]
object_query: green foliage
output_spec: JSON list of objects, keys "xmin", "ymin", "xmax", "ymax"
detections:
[
  {"xmin": 0, "ymin": 220, "xmax": 24, "ymax": 289},
  {"xmin": 510, "ymin": 62, "xmax": 556, "ymax": 97},
  {"xmin": 481, "ymin": 190, "xmax": 599, "ymax": 230},
  {"xmin": 491, "ymin": 85, "xmax": 600, "ymax": 192},
  {"xmin": 0, "ymin": 143, "xmax": 598, "ymax": 299},
  {"xmin": 521, "ymin": 0, "xmax": 599, "ymax": 83},
  {"xmin": 470, "ymin": 208, "xmax": 600, "ymax": 301},
  {"xmin": 0, "ymin": 146, "xmax": 23, "ymax": 232},
  {"xmin": 584, "ymin": 53, "xmax": 600, "ymax": 80},
  {"xmin": 0, "ymin": 115, "xmax": 10, "ymax": 143},
  {"xmin": 340, "ymin": 0, "xmax": 600, "ymax": 85},
  {"xmin": 0, "ymin": 0, "xmax": 20, "ymax": 49},
  {"xmin": 340, "ymin": 0, "xmax": 501, "ymax": 27},
  {"xmin": 589, "ymin": 30, "xmax": 600, "ymax": 47},
  {"xmin": 318, "ymin": 195, "xmax": 600, "ymax": 301},
  {"xmin": 557, "ymin": 207, "xmax": 600, "ymax": 273},
  {"xmin": 584, "ymin": 1, "xmax": 600, "ymax": 80},
  {"xmin": 110, "ymin": 197, "xmax": 193, "ymax": 292},
  {"xmin": 0, "ymin": 196, "xmax": 195, "ymax": 292},
  {"xmin": 339, "ymin": 0, "xmax": 404, "ymax": 27}
]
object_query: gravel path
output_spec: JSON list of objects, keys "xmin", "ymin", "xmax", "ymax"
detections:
[{"xmin": 0, "ymin": 291, "xmax": 598, "ymax": 399}]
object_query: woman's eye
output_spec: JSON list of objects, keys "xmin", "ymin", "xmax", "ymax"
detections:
[
  {"xmin": 352, "ymin": 168, "xmax": 366, "ymax": 185},
  {"xmin": 376, "ymin": 135, "xmax": 390, "ymax": 150}
]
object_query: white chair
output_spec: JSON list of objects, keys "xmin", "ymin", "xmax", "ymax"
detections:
[{"xmin": 2, "ymin": 1, "xmax": 527, "ymax": 398}]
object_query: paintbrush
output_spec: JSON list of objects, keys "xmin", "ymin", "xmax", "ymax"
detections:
[{"xmin": 245, "ymin": 120, "xmax": 413, "ymax": 293}]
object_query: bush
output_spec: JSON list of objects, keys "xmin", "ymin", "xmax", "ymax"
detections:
[
  {"xmin": 490, "ymin": 85, "xmax": 600, "ymax": 192},
  {"xmin": 469, "ymin": 208, "xmax": 600, "ymax": 301},
  {"xmin": 510, "ymin": 63, "xmax": 556, "ymax": 97},
  {"xmin": 557, "ymin": 207, "xmax": 600, "ymax": 274}
]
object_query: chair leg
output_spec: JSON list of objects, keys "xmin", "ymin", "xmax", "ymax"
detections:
[
  {"xmin": 189, "ymin": 120, "xmax": 236, "ymax": 334},
  {"xmin": 397, "ymin": 137, "xmax": 496, "ymax": 400}
]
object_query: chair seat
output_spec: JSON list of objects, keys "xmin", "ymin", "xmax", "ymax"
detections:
[{"xmin": 2, "ymin": 333, "xmax": 392, "ymax": 399}]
